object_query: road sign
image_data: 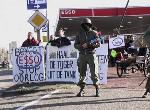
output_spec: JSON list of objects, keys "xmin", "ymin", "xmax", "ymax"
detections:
[
  {"xmin": 27, "ymin": 0, "xmax": 47, "ymax": 10},
  {"xmin": 42, "ymin": 23, "xmax": 48, "ymax": 32},
  {"xmin": 34, "ymin": 23, "xmax": 47, "ymax": 32},
  {"xmin": 28, "ymin": 10, "xmax": 48, "ymax": 30}
]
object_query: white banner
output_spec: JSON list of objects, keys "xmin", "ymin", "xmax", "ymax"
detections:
[
  {"xmin": 46, "ymin": 43, "xmax": 108, "ymax": 84},
  {"xmin": 46, "ymin": 43, "xmax": 78, "ymax": 83},
  {"xmin": 12, "ymin": 46, "xmax": 45, "ymax": 83},
  {"xmin": 109, "ymin": 35, "xmax": 125, "ymax": 49}
]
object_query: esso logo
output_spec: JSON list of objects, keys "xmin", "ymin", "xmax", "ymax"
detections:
[
  {"xmin": 16, "ymin": 51, "xmax": 42, "ymax": 69},
  {"xmin": 112, "ymin": 37, "xmax": 123, "ymax": 46},
  {"xmin": 61, "ymin": 10, "xmax": 76, "ymax": 15}
]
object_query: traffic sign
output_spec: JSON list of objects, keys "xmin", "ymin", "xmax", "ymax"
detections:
[
  {"xmin": 42, "ymin": 23, "xmax": 48, "ymax": 32},
  {"xmin": 27, "ymin": 0, "xmax": 47, "ymax": 10},
  {"xmin": 34, "ymin": 23, "xmax": 48, "ymax": 32},
  {"xmin": 28, "ymin": 10, "xmax": 48, "ymax": 30}
]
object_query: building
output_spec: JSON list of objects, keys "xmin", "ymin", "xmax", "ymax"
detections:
[{"xmin": 55, "ymin": 6, "xmax": 150, "ymax": 38}]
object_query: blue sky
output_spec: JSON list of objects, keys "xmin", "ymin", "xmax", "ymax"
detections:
[{"xmin": 0, "ymin": 0, "xmax": 150, "ymax": 49}]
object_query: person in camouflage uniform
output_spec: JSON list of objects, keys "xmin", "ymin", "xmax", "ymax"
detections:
[{"xmin": 74, "ymin": 18, "xmax": 101, "ymax": 97}]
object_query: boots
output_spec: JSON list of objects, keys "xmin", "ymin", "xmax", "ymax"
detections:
[
  {"xmin": 76, "ymin": 88, "xmax": 85, "ymax": 97},
  {"xmin": 142, "ymin": 90, "xmax": 148, "ymax": 98},
  {"xmin": 76, "ymin": 84, "xmax": 85, "ymax": 97},
  {"xmin": 94, "ymin": 85, "xmax": 100, "ymax": 97}
]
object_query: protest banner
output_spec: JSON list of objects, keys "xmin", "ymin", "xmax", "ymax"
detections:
[
  {"xmin": 46, "ymin": 43, "xmax": 108, "ymax": 84},
  {"xmin": 109, "ymin": 35, "xmax": 125, "ymax": 49},
  {"xmin": 46, "ymin": 43, "xmax": 78, "ymax": 83},
  {"xmin": 12, "ymin": 46, "xmax": 45, "ymax": 83}
]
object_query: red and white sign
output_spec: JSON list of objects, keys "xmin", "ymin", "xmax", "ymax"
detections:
[
  {"xmin": 60, "ymin": 7, "xmax": 150, "ymax": 18},
  {"xmin": 60, "ymin": 9, "xmax": 93, "ymax": 18}
]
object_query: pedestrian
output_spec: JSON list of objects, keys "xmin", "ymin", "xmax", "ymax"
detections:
[
  {"xmin": 21, "ymin": 32, "xmax": 39, "ymax": 47},
  {"xmin": 142, "ymin": 74, "xmax": 150, "ymax": 98},
  {"xmin": 51, "ymin": 28, "xmax": 71, "ymax": 48},
  {"xmin": 74, "ymin": 18, "xmax": 101, "ymax": 97},
  {"xmin": 2, "ymin": 57, "xmax": 9, "ymax": 68}
]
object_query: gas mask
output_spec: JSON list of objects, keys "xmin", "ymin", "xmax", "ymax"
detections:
[{"xmin": 81, "ymin": 23, "xmax": 91, "ymax": 31}]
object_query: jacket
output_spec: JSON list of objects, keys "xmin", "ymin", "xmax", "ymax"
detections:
[
  {"xmin": 21, "ymin": 38, "xmax": 39, "ymax": 47},
  {"xmin": 74, "ymin": 29, "xmax": 100, "ymax": 55},
  {"xmin": 51, "ymin": 37, "xmax": 71, "ymax": 48}
]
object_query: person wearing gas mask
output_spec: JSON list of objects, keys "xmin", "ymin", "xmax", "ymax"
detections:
[{"xmin": 74, "ymin": 18, "xmax": 101, "ymax": 97}]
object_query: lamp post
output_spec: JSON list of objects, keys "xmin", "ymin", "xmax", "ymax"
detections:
[{"xmin": 118, "ymin": 0, "xmax": 130, "ymax": 32}]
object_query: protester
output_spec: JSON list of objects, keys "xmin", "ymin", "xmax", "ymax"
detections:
[
  {"xmin": 74, "ymin": 18, "xmax": 101, "ymax": 97},
  {"xmin": 21, "ymin": 32, "xmax": 39, "ymax": 85},
  {"xmin": 21, "ymin": 32, "xmax": 39, "ymax": 47},
  {"xmin": 51, "ymin": 28, "xmax": 71, "ymax": 48},
  {"xmin": 46, "ymin": 35, "xmax": 55, "ymax": 47},
  {"xmin": 116, "ymin": 51, "xmax": 124, "ymax": 61},
  {"xmin": 110, "ymin": 49, "xmax": 117, "ymax": 67}
]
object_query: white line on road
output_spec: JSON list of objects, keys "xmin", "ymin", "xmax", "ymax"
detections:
[{"xmin": 16, "ymin": 89, "xmax": 61, "ymax": 110}]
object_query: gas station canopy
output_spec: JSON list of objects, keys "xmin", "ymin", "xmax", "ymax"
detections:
[{"xmin": 55, "ymin": 6, "xmax": 150, "ymax": 36}]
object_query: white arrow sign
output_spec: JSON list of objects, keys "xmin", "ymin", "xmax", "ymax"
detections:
[
  {"xmin": 27, "ymin": 0, "xmax": 47, "ymax": 10},
  {"xmin": 34, "ymin": 4, "xmax": 40, "ymax": 8}
]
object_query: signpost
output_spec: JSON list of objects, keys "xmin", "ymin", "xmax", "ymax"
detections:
[
  {"xmin": 27, "ymin": 0, "xmax": 47, "ymax": 10},
  {"xmin": 28, "ymin": 10, "xmax": 48, "ymax": 41},
  {"xmin": 28, "ymin": 10, "xmax": 48, "ymax": 30},
  {"xmin": 27, "ymin": 0, "xmax": 49, "ymax": 41}
]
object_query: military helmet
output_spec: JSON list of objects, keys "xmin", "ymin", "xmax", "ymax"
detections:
[{"xmin": 81, "ymin": 18, "xmax": 92, "ymax": 27}]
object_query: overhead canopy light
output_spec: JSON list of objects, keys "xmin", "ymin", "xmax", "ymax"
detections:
[
  {"xmin": 64, "ymin": 27, "xmax": 68, "ymax": 30},
  {"xmin": 120, "ymin": 25, "xmax": 123, "ymax": 28},
  {"xmin": 138, "ymin": 16, "xmax": 143, "ymax": 19},
  {"xmin": 127, "ymin": 21, "xmax": 132, "ymax": 24}
]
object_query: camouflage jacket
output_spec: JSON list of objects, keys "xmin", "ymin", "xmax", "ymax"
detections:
[{"xmin": 74, "ymin": 29, "xmax": 100, "ymax": 55}]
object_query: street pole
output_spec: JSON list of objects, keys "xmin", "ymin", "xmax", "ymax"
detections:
[
  {"xmin": 118, "ymin": 0, "xmax": 130, "ymax": 32},
  {"xmin": 46, "ymin": 9, "xmax": 50, "ymax": 41},
  {"xmin": 37, "ymin": 29, "xmax": 41, "ymax": 41},
  {"xmin": 33, "ymin": 10, "xmax": 41, "ymax": 42}
]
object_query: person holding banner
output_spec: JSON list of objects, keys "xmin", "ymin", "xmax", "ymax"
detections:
[
  {"xmin": 22, "ymin": 32, "xmax": 39, "ymax": 47},
  {"xmin": 51, "ymin": 28, "xmax": 71, "ymax": 48},
  {"xmin": 74, "ymin": 18, "xmax": 101, "ymax": 97}
]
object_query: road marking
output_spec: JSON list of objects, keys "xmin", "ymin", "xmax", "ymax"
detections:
[{"xmin": 16, "ymin": 89, "xmax": 61, "ymax": 110}]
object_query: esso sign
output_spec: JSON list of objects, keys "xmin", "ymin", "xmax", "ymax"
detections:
[
  {"xmin": 16, "ymin": 51, "xmax": 42, "ymax": 69},
  {"xmin": 61, "ymin": 10, "xmax": 76, "ymax": 15}
]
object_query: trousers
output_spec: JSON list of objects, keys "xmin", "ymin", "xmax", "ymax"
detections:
[{"xmin": 77, "ymin": 53, "xmax": 99, "ymax": 86}]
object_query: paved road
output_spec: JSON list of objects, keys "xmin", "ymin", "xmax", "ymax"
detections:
[
  {"xmin": 0, "ymin": 67, "xmax": 150, "ymax": 110},
  {"xmin": 0, "ymin": 68, "xmax": 13, "ymax": 91}
]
